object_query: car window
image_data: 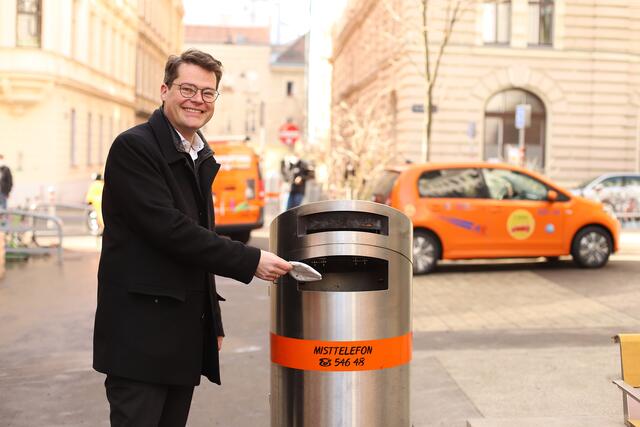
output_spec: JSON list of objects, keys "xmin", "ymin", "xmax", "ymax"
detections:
[
  {"xmin": 418, "ymin": 168, "xmax": 486, "ymax": 198},
  {"xmin": 576, "ymin": 175, "xmax": 600, "ymax": 189},
  {"xmin": 361, "ymin": 171, "xmax": 400, "ymax": 203},
  {"xmin": 482, "ymin": 168, "xmax": 549, "ymax": 201},
  {"xmin": 625, "ymin": 176, "xmax": 640, "ymax": 187},
  {"xmin": 600, "ymin": 177, "xmax": 624, "ymax": 188}
]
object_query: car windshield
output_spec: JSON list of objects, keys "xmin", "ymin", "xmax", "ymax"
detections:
[
  {"xmin": 575, "ymin": 175, "xmax": 600, "ymax": 189},
  {"xmin": 361, "ymin": 171, "xmax": 400, "ymax": 203}
]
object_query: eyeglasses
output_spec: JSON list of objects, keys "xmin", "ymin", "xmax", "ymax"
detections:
[{"xmin": 171, "ymin": 82, "xmax": 220, "ymax": 103}]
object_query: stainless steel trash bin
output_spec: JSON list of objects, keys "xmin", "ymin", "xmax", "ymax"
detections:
[{"xmin": 270, "ymin": 200, "xmax": 412, "ymax": 427}]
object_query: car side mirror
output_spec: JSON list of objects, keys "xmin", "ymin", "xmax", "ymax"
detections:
[
  {"xmin": 547, "ymin": 190, "xmax": 558, "ymax": 202},
  {"xmin": 593, "ymin": 184, "xmax": 604, "ymax": 193}
]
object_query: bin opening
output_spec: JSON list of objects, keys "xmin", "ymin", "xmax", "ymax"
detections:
[
  {"xmin": 296, "ymin": 256, "xmax": 388, "ymax": 292},
  {"xmin": 297, "ymin": 211, "xmax": 388, "ymax": 236}
]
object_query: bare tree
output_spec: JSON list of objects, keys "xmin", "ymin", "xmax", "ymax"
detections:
[
  {"xmin": 383, "ymin": 0, "xmax": 473, "ymax": 161},
  {"xmin": 422, "ymin": 0, "xmax": 473, "ymax": 160},
  {"xmin": 311, "ymin": 93, "xmax": 400, "ymax": 200}
]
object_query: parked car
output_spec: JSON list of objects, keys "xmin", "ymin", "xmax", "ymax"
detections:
[
  {"xmin": 571, "ymin": 173, "xmax": 640, "ymax": 221},
  {"xmin": 362, "ymin": 162, "xmax": 620, "ymax": 274}
]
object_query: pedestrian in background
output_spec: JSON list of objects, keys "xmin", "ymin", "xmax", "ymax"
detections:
[
  {"xmin": 92, "ymin": 49, "xmax": 292, "ymax": 427},
  {"xmin": 281, "ymin": 155, "xmax": 312, "ymax": 210},
  {"xmin": 0, "ymin": 154, "xmax": 13, "ymax": 210}
]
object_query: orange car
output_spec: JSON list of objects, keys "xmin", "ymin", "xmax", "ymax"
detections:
[
  {"xmin": 363, "ymin": 162, "xmax": 620, "ymax": 274},
  {"xmin": 209, "ymin": 139, "xmax": 265, "ymax": 243}
]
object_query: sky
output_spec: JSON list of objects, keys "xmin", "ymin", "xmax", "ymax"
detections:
[{"xmin": 182, "ymin": 0, "xmax": 311, "ymax": 45}]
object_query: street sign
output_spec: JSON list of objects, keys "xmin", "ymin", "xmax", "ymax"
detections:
[
  {"xmin": 279, "ymin": 122, "xmax": 301, "ymax": 146},
  {"xmin": 515, "ymin": 104, "xmax": 531, "ymax": 129},
  {"xmin": 467, "ymin": 121, "xmax": 476, "ymax": 139},
  {"xmin": 411, "ymin": 104, "xmax": 437, "ymax": 113}
]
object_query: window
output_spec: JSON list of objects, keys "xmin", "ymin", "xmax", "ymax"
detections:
[
  {"xmin": 626, "ymin": 176, "xmax": 640, "ymax": 187},
  {"xmin": 482, "ymin": 168, "xmax": 559, "ymax": 201},
  {"xmin": 484, "ymin": 89, "xmax": 546, "ymax": 169},
  {"xmin": 483, "ymin": 1, "xmax": 511, "ymax": 44},
  {"xmin": 70, "ymin": 109, "xmax": 77, "ymax": 167},
  {"xmin": 16, "ymin": 0, "xmax": 41, "ymax": 47},
  {"xmin": 98, "ymin": 115, "xmax": 104, "ymax": 165},
  {"xmin": 528, "ymin": 0, "xmax": 553, "ymax": 46},
  {"xmin": 418, "ymin": 168, "xmax": 486, "ymax": 199},
  {"xmin": 87, "ymin": 113, "xmax": 93, "ymax": 166},
  {"xmin": 286, "ymin": 81, "xmax": 294, "ymax": 97},
  {"xmin": 600, "ymin": 177, "xmax": 624, "ymax": 189}
]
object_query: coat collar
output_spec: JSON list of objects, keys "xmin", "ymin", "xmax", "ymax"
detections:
[{"xmin": 148, "ymin": 108, "xmax": 214, "ymax": 164}]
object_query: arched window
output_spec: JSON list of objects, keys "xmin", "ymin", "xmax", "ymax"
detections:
[{"xmin": 484, "ymin": 89, "xmax": 546, "ymax": 169}]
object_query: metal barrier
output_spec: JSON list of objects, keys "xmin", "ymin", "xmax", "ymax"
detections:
[{"xmin": 0, "ymin": 209, "xmax": 64, "ymax": 264}]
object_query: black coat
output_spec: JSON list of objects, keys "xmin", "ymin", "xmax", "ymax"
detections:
[{"xmin": 93, "ymin": 109, "xmax": 261, "ymax": 386}]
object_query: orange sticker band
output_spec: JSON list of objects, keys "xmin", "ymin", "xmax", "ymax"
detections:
[{"xmin": 270, "ymin": 332, "xmax": 412, "ymax": 371}]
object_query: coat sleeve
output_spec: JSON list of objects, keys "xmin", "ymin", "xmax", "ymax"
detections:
[{"xmin": 104, "ymin": 133, "xmax": 260, "ymax": 284}]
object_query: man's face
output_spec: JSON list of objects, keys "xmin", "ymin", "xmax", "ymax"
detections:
[{"xmin": 160, "ymin": 63, "xmax": 217, "ymax": 139}]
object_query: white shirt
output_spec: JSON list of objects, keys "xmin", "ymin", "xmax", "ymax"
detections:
[{"xmin": 175, "ymin": 130, "xmax": 204, "ymax": 162}]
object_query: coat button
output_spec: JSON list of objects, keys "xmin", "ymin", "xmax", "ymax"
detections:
[{"xmin": 154, "ymin": 298, "xmax": 159, "ymax": 303}]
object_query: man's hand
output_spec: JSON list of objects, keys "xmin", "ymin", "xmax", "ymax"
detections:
[
  {"xmin": 217, "ymin": 336, "xmax": 223, "ymax": 351},
  {"xmin": 255, "ymin": 250, "xmax": 292, "ymax": 282}
]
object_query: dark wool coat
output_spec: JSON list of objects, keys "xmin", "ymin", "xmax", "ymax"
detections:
[{"xmin": 93, "ymin": 109, "xmax": 261, "ymax": 386}]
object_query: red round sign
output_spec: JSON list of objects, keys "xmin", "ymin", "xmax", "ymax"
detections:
[{"xmin": 279, "ymin": 123, "xmax": 301, "ymax": 146}]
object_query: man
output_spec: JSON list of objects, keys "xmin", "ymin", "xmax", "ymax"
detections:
[
  {"xmin": 93, "ymin": 49, "xmax": 292, "ymax": 427},
  {"xmin": 0, "ymin": 154, "xmax": 13, "ymax": 210}
]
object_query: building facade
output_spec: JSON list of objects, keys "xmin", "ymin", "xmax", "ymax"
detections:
[
  {"xmin": 331, "ymin": 0, "xmax": 640, "ymax": 185},
  {"xmin": 184, "ymin": 25, "xmax": 307, "ymax": 175},
  {"xmin": 0, "ymin": 0, "xmax": 182, "ymax": 205}
]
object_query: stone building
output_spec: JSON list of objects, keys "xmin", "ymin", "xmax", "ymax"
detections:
[
  {"xmin": 184, "ymin": 25, "xmax": 307, "ymax": 174},
  {"xmin": 331, "ymin": 0, "xmax": 640, "ymax": 185},
  {"xmin": 0, "ymin": 0, "xmax": 183, "ymax": 205}
]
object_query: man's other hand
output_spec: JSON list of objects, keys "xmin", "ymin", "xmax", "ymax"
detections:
[{"xmin": 255, "ymin": 250, "xmax": 293, "ymax": 282}]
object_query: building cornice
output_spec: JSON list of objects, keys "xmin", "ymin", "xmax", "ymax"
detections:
[
  {"xmin": 332, "ymin": 0, "xmax": 378, "ymax": 60},
  {"xmin": 0, "ymin": 49, "xmax": 135, "ymax": 113}
]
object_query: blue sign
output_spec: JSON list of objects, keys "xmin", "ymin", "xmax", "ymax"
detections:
[{"xmin": 515, "ymin": 104, "xmax": 531, "ymax": 129}]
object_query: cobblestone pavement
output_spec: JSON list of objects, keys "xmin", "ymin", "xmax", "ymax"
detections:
[
  {"xmin": 0, "ymin": 232, "xmax": 639, "ymax": 426},
  {"xmin": 411, "ymin": 247, "xmax": 640, "ymax": 426}
]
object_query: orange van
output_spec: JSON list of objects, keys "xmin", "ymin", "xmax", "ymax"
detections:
[
  {"xmin": 209, "ymin": 139, "xmax": 265, "ymax": 243},
  {"xmin": 362, "ymin": 162, "xmax": 620, "ymax": 274}
]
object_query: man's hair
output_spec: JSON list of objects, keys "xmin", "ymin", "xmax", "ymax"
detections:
[{"xmin": 163, "ymin": 49, "xmax": 223, "ymax": 89}]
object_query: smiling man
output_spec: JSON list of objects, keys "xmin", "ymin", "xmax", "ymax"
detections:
[{"xmin": 93, "ymin": 49, "xmax": 291, "ymax": 427}]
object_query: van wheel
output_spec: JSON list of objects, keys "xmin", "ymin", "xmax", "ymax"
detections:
[
  {"xmin": 413, "ymin": 230, "xmax": 440, "ymax": 274},
  {"xmin": 571, "ymin": 226, "xmax": 612, "ymax": 268},
  {"xmin": 229, "ymin": 231, "xmax": 251, "ymax": 244}
]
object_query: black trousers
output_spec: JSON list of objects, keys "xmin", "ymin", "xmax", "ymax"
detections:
[{"xmin": 105, "ymin": 375, "xmax": 195, "ymax": 427}]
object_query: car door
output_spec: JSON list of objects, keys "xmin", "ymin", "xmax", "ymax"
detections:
[
  {"xmin": 480, "ymin": 167, "xmax": 566, "ymax": 256},
  {"xmin": 623, "ymin": 175, "xmax": 640, "ymax": 219},
  {"xmin": 415, "ymin": 167, "xmax": 491, "ymax": 257}
]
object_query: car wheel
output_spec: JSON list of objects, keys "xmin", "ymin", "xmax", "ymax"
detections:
[
  {"xmin": 413, "ymin": 230, "xmax": 440, "ymax": 274},
  {"xmin": 86, "ymin": 205, "xmax": 101, "ymax": 236},
  {"xmin": 571, "ymin": 226, "xmax": 612, "ymax": 268}
]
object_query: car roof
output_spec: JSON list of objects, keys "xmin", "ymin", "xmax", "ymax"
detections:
[
  {"xmin": 389, "ymin": 162, "xmax": 533, "ymax": 174},
  {"xmin": 593, "ymin": 172, "xmax": 640, "ymax": 179}
]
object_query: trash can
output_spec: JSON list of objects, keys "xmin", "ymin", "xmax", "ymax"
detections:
[{"xmin": 270, "ymin": 200, "xmax": 412, "ymax": 427}]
